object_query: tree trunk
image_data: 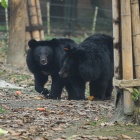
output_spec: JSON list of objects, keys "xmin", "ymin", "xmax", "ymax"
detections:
[{"xmin": 7, "ymin": 0, "xmax": 27, "ymax": 66}]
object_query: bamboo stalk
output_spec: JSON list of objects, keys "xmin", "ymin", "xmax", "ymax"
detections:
[
  {"xmin": 112, "ymin": 0, "xmax": 121, "ymax": 80},
  {"xmin": 5, "ymin": 8, "xmax": 8, "ymax": 31},
  {"xmin": 131, "ymin": 0, "xmax": 140, "ymax": 79},
  {"xmin": 121, "ymin": 0, "xmax": 134, "ymax": 115},
  {"xmin": 92, "ymin": 7, "xmax": 98, "ymax": 34},
  {"xmin": 114, "ymin": 78, "xmax": 140, "ymax": 88},
  {"xmin": 112, "ymin": 0, "xmax": 122, "ymax": 108},
  {"xmin": 111, "ymin": 0, "xmax": 125, "ymax": 122},
  {"xmin": 46, "ymin": 1, "xmax": 50, "ymax": 36},
  {"xmin": 131, "ymin": 0, "xmax": 140, "ymax": 123},
  {"xmin": 25, "ymin": 0, "xmax": 31, "ymax": 51},
  {"xmin": 5, "ymin": 7, "xmax": 9, "ymax": 46},
  {"xmin": 35, "ymin": 0, "xmax": 44, "ymax": 40},
  {"xmin": 28, "ymin": 0, "xmax": 40, "ymax": 40}
]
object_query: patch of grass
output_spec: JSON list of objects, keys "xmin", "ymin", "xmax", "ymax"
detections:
[
  {"xmin": 90, "ymin": 117, "xmax": 107, "ymax": 127},
  {"xmin": 8, "ymin": 74, "xmax": 31, "ymax": 84},
  {"xmin": 0, "ymin": 107, "xmax": 6, "ymax": 113},
  {"xmin": 90, "ymin": 121, "xmax": 97, "ymax": 126},
  {"xmin": 92, "ymin": 124, "xmax": 140, "ymax": 139}
]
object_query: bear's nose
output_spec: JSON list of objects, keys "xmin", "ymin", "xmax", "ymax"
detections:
[{"xmin": 40, "ymin": 59, "xmax": 47, "ymax": 65}]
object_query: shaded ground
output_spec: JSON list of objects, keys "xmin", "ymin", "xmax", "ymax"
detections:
[{"xmin": 0, "ymin": 63, "xmax": 140, "ymax": 140}]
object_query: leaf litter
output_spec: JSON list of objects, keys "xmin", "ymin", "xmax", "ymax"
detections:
[{"xmin": 0, "ymin": 64, "xmax": 140, "ymax": 140}]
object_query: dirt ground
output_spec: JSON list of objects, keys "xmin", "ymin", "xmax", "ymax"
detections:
[{"xmin": 0, "ymin": 57, "xmax": 140, "ymax": 139}]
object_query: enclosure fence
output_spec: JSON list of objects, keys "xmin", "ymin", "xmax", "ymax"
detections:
[{"xmin": 0, "ymin": 0, "xmax": 112, "ymax": 43}]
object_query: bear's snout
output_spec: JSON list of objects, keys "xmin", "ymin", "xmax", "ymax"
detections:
[
  {"xmin": 59, "ymin": 69, "xmax": 68, "ymax": 78},
  {"xmin": 40, "ymin": 55, "xmax": 47, "ymax": 65},
  {"xmin": 40, "ymin": 58, "xmax": 47, "ymax": 65}
]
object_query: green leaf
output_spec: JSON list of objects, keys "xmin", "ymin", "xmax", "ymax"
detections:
[
  {"xmin": 134, "ymin": 88, "xmax": 139, "ymax": 93},
  {"xmin": 0, "ymin": 128, "xmax": 8, "ymax": 135},
  {"xmin": 0, "ymin": 0, "xmax": 8, "ymax": 8},
  {"xmin": 132, "ymin": 88, "xmax": 140, "ymax": 101}
]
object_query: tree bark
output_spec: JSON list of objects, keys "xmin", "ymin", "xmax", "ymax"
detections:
[{"xmin": 7, "ymin": 0, "xmax": 27, "ymax": 66}]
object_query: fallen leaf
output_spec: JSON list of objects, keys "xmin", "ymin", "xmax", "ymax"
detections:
[
  {"xmin": 58, "ymin": 111, "xmax": 64, "ymax": 115},
  {"xmin": 34, "ymin": 96, "xmax": 44, "ymax": 100},
  {"xmin": 37, "ymin": 108, "xmax": 46, "ymax": 111},
  {"xmin": 88, "ymin": 96, "xmax": 94, "ymax": 101},
  {"xmin": 16, "ymin": 90, "xmax": 21, "ymax": 95}
]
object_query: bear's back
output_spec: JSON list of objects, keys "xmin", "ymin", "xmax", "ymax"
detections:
[{"xmin": 79, "ymin": 34, "xmax": 113, "ymax": 61}]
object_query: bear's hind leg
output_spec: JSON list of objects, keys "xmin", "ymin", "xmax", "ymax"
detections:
[
  {"xmin": 90, "ymin": 81, "xmax": 108, "ymax": 100},
  {"xmin": 105, "ymin": 79, "xmax": 113, "ymax": 100},
  {"xmin": 65, "ymin": 78, "xmax": 85, "ymax": 100}
]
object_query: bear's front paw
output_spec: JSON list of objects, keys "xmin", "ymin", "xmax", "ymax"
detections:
[
  {"xmin": 41, "ymin": 88, "xmax": 50, "ymax": 97},
  {"xmin": 46, "ymin": 94, "xmax": 61, "ymax": 100}
]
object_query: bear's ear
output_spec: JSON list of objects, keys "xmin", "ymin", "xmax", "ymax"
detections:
[
  {"xmin": 64, "ymin": 46, "xmax": 85, "ymax": 59},
  {"xmin": 28, "ymin": 39, "xmax": 38, "ymax": 49},
  {"xmin": 73, "ymin": 48, "xmax": 85, "ymax": 58},
  {"xmin": 49, "ymin": 38, "xmax": 60, "ymax": 47},
  {"xmin": 64, "ymin": 44, "xmax": 79, "ymax": 55},
  {"xmin": 64, "ymin": 44, "xmax": 73, "ymax": 53}
]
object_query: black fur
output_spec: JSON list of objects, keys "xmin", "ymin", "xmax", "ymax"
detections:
[
  {"xmin": 59, "ymin": 34, "xmax": 114, "ymax": 100},
  {"xmin": 26, "ymin": 38, "xmax": 85, "ymax": 100}
]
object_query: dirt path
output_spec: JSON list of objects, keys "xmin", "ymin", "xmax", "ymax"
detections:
[{"xmin": 0, "ymin": 64, "xmax": 140, "ymax": 140}]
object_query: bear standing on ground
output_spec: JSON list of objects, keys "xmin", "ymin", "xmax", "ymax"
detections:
[
  {"xmin": 59, "ymin": 34, "xmax": 114, "ymax": 100},
  {"xmin": 26, "ymin": 38, "xmax": 85, "ymax": 100}
]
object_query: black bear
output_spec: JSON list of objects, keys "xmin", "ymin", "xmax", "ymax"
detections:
[
  {"xmin": 26, "ymin": 38, "xmax": 85, "ymax": 100},
  {"xmin": 59, "ymin": 34, "xmax": 114, "ymax": 100}
]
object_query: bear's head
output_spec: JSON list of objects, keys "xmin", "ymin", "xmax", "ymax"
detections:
[
  {"xmin": 59, "ymin": 45, "xmax": 85, "ymax": 78},
  {"xmin": 28, "ymin": 39, "xmax": 59, "ymax": 66}
]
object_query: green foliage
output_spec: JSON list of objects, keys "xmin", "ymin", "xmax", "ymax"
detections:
[
  {"xmin": 0, "ymin": 0, "xmax": 8, "ymax": 8},
  {"xmin": 132, "ymin": 88, "xmax": 140, "ymax": 101},
  {"xmin": 8, "ymin": 74, "xmax": 31, "ymax": 84}
]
